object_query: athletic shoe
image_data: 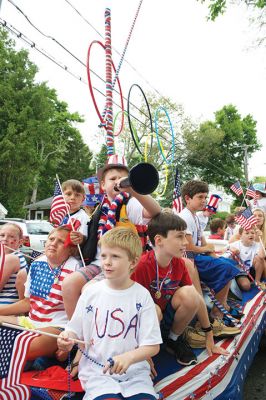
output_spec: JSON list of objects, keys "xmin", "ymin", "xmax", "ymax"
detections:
[
  {"xmin": 257, "ymin": 282, "xmax": 266, "ymax": 291},
  {"xmin": 166, "ymin": 335, "xmax": 197, "ymax": 366},
  {"xmin": 195, "ymin": 319, "xmax": 241, "ymax": 338},
  {"xmin": 183, "ymin": 326, "xmax": 206, "ymax": 348}
]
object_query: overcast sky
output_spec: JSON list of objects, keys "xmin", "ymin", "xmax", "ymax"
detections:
[{"xmin": 1, "ymin": 0, "xmax": 266, "ymax": 181}]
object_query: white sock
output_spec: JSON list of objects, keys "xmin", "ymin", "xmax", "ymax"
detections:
[{"xmin": 168, "ymin": 331, "xmax": 179, "ymax": 341}]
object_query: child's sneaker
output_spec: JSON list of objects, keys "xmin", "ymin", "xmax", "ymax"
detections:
[
  {"xmin": 258, "ymin": 282, "xmax": 266, "ymax": 291},
  {"xmin": 166, "ymin": 335, "xmax": 197, "ymax": 366},
  {"xmin": 211, "ymin": 319, "xmax": 241, "ymax": 338}
]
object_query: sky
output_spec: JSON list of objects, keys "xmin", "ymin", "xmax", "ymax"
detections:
[{"xmin": 1, "ymin": 0, "xmax": 266, "ymax": 181}]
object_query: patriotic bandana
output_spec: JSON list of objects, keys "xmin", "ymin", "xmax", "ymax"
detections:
[{"xmin": 98, "ymin": 192, "xmax": 130, "ymax": 239}]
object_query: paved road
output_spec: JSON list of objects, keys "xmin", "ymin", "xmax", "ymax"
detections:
[{"xmin": 244, "ymin": 334, "xmax": 266, "ymax": 399}]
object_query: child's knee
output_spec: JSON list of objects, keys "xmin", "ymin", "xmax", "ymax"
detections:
[{"xmin": 172, "ymin": 285, "xmax": 199, "ymax": 310}]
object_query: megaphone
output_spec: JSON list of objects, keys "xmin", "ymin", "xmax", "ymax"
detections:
[{"xmin": 114, "ymin": 162, "xmax": 159, "ymax": 195}]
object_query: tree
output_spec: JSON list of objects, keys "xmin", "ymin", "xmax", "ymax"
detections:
[
  {"xmin": 0, "ymin": 28, "xmax": 93, "ymax": 216},
  {"xmin": 197, "ymin": 1, "xmax": 266, "ymax": 21},
  {"xmin": 183, "ymin": 104, "xmax": 261, "ymax": 192}
]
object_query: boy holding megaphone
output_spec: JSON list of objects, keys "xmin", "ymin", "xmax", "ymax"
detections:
[{"xmin": 62, "ymin": 155, "xmax": 161, "ymax": 319}]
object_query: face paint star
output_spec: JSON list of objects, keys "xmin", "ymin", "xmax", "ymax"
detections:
[
  {"xmin": 136, "ymin": 303, "xmax": 142, "ymax": 311},
  {"xmin": 86, "ymin": 305, "xmax": 93, "ymax": 313}
]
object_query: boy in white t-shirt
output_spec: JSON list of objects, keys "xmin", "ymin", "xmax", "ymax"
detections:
[
  {"xmin": 223, "ymin": 226, "xmax": 265, "ymax": 291},
  {"xmin": 58, "ymin": 227, "xmax": 162, "ymax": 400}
]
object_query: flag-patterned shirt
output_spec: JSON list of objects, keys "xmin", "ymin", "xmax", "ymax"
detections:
[{"xmin": 24, "ymin": 255, "xmax": 79, "ymax": 328}]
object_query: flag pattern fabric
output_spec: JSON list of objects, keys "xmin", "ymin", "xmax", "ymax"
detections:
[
  {"xmin": 82, "ymin": 176, "xmax": 104, "ymax": 207},
  {"xmin": 172, "ymin": 168, "xmax": 183, "ymax": 214},
  {"xmin": 235, "ymin": 207, "xmax": 257, "ymax": 230},
  {"xmin": 28, "ymin": 256, "xmax": 78, "ymax": 325},
  {"xmin": 205, "ymin": 194, "xmax": 222, "ymax": 213},
  {"xmin": 0, "ymin": 242, "xmax": 5, "ymax": 282},
  {"xmin": 0, "ymin": 326, "xmax": 39, "ymax": 400},
  {"xmin": 49, "ymin": 179, "xmax": 70, "ymax": 227},
  {"xmin": 246, "ymin": 184, "xmax": 256, "ymax": 199},
  {"xmin": 230, "ymin": 180, "xmax": 243, "ymax": 196}
]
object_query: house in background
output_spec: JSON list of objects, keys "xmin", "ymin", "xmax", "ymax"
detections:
[
  {"xmin": 0, "ymin": 203, "xmax": 8, "ymax": 219},
  {"xmin": 24, "ymin": 197, "xmax": 52, "ymax": 220}
]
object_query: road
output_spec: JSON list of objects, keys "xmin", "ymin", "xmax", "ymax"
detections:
[{"xmin": 244, "ymin": 334, "xmax": 266, "ymax": 399}]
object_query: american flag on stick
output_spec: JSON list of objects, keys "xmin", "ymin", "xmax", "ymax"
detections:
[
  {"xmin": 235, "ymin": 207, "xmax": 257, "ymax": 230},
  {"xmin": 230, "ymin": 180, "xmax": 243, "ymax": 196},
  {"xmin": 0, "ymin": 243, "xmax": 5, "ymax": 282},
  {"xmin": 0, "ymin": 326, "xmax": 39, "ymax": 399},
  {"xmin": 49, "ymin": 178, "xmax": 70, "ymax": 227},
  {"xmin": 172, "ymin": 167, "xmax": 183, "ymax": 214}
]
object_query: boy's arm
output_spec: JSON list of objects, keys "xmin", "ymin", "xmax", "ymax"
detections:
[
  {"xmin": 103, "ymin": 344, "xmax": 160, "ymax": 375},
  {"xmin": 185, "ymin": 233, "xmax": 215, "ymax": 254},
  {"xmin": 0, "ymin": 297, "xmax": 30, "ymax": 315},
  {"xmin": 128, "ymin": 190, "xmax": 161, "ymax": 219}
]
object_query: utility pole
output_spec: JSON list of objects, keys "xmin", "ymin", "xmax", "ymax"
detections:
[{"xmin": 243, "ymin": 144, "xmax": 249, "ymax": 188}]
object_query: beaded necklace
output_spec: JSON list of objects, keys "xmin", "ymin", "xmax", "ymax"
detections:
[
  {"xmin": 97, "ymin": 192, "xmax": 130, "ymax": 239},
  {"xmin": 48, "ymin": 260, "xmax": 66, "ymax": 284}
]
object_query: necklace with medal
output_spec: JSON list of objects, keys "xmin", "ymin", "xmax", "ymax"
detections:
[
  {"xmin": 154, "ymin": 251, "xmax": 172, "ymax": 299},
  {"xmin": 48, "ymin": 261, "xmax": 66, "ymax": 284}
]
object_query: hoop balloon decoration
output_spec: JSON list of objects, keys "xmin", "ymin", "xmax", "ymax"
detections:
[
  {"xmin": 86, "ymin": 40, "xmax": 124, "ymax": 136},
  {"xmin": 154, "ymin": 106, "xmax": 175, "ymax": 165},
  {"xmin": 127, "ymin": 83, "xmax": 153, "ymax": 156}
]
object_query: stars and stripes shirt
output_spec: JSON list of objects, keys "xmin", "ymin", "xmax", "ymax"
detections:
[
  {"xmin": 0, "ymin": 251, "xmax": 27, "ymax": 305},
  {"xmin": 24, "ymin": 255, "xmax": 80, "ymax": 328}
]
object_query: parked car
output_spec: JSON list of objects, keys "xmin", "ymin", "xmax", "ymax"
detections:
[{"xmin": 0, "ymin": 218, "xmax": 53, "ymax": 256}]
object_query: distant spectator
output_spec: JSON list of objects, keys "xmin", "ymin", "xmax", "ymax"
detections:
[
  {"xmin": 224, "ymin": 214, "xmax": 236, "ymax": 241},
  {"xmin": 250, "ymin": 183, "xmax": 266, "ymax": 213}
]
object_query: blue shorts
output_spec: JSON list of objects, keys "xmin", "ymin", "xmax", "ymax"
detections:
[
  {"xmin": 194, "ymin": 255, "xmax": 239, "ymax": 294},
  {"xmin": 160, "ymin": 302, "xmax": 175, "ymax": 341}
]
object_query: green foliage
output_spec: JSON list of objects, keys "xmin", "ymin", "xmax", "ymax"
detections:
[
  {"xmin": 212, "ymin": 211, "xmax": 230, "ymax": 220},
  {"xmin": 198, "ymin": 1, "xmax": 266, "ymax": 20},
  {"xmin": 0, "ymin": 28, "xmax": 93, "ymax": 217}
]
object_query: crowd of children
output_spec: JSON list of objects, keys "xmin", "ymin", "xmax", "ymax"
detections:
[{"xmin": 0, "ymin": 156, "xmax": 266, "ymax": 400}]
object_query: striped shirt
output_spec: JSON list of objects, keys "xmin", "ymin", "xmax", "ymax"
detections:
[
  {"xmin": 25, "ymin": 255, "xmax": 79, "ymax": 328},
  {"xmin": 0, "ymin": 251, "xmax": 27, "ymax": 305}
]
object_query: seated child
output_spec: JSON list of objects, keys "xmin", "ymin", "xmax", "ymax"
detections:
[
  {"xmin": 58, "ymin": 227, "xmax": 162, "ymax": 400},
  {"xmin": 224, "ymin": 214, "xmax": 236, "ymax": 241},
  {"xmin": 132, "ymin": 212, "xmax": 233, "ymax": 367},
  {"xmin": 0, "ymin": 226, "xmax": 80, "ymax": 361},
  {"xmin": 62, "ymin": 156, "xmax": 161, "ymax": 319},
  {"xmin": 209, "ymin": 218, "xmax": 226, "ymax": 240},
  {"xmin": 0, "ymin": 223, "xmax": 27, "ymax": 305},
  {"xmin": 60, "ymin": 179, "xmax": 90, "ymax": 246},
  {"xmin": 178, "ymin": 180, "xmax": 241, "ymax": 324},
  {"xmin": 223, "ymin": 226, "xmax": 265, "ymax": 291}
]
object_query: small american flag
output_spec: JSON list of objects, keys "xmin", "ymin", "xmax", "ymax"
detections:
[
  {"xmin": 172, "ymin": 167, "xmax": 183, "ymax": 214},
  {"xmin": 49, "ymin": 179, "xmax": 70, "ymax": 227},
  {"xmin": 230, "ymin": 180, "xmax": 243, "ymax": 196},
  {"xmin": 246, "ymin": 184, "xmax": 256, "ymax": 199},
  {"xmin": 0, "ymin": 243, "xmax": 5, "ymax": 282},
  {"xmin": 235, "ymin": 207, "xmax": 257, "ymax": 230},
  {"xmin": 0, "ymin": 326, "xmax": 39, "ymax": 399}
]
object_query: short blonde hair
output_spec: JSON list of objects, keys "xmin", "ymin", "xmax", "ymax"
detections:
[
  {"xmin": 1, "ymin": 223, "xmax": 23, "ymax": 239},
  {"xmin": 48, "ymin": 226, "xmax": 78, "ymax": 257},
  {"xmin": 99, "ymin": 227, "xmax": 142, "ymax": 262}
]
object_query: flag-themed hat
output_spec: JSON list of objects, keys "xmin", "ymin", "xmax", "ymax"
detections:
[
  {"xmin": 97, "ymin": 154, "xmax": 129, "ymax": 182},
  {"xmin": 82, "ymin": 176, "xmax": 104, "ymax": 206},
  {"xmin": 204, "ymin": 194, "xmax": 222, "ymax": 214}
]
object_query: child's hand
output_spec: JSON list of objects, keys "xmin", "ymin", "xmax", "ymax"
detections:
[
  {"xmin": 103, "ymin": 354, "xmax": 132, "ymax": 375},
  {"xmin": 255, "ymin": 228, "xmax": 262, "ymax": 239},
  {"xmin": 57, "ymin": 331, "xmax": 76, "ymax": 352},
  {"xmin": 230, "ymin": 247, "xmax": 240, "ymax": 256},
  {"xmin": 70, "ymin": 231, "xmax": 83, "ymax": 245}
]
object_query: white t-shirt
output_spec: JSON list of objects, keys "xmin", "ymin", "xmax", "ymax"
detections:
[
  {"xmin": 196, "ymin": 211, "xmax": 209, "ymax": 231},
  {"xmin": 223, "ymin": 240, "xmax": 260, "ymax": 271},
  {"xmin": 66, "ymin": 280, "xmax": 162, "ymax": 399},
  {"xmin": 179, "ymin": 207, "xmax": 202, "ymax": 246},
  {"xmin": 61, "ymin": 209, "xmax": 90, "ymax": 237}
]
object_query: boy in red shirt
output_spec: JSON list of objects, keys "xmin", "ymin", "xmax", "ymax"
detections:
[{"xmin": 131, "ymin": 212, "xmax": 229, "ymax": 367}]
